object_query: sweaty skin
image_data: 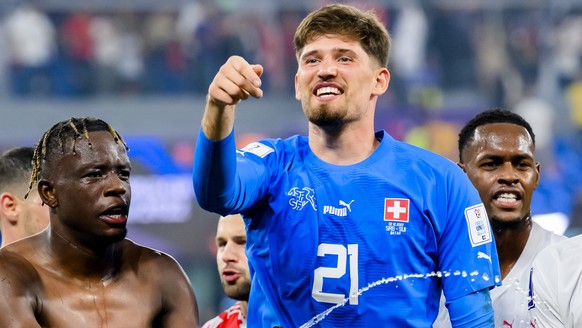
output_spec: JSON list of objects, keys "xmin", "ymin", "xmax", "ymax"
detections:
[{"xmin": 0, "ymin": 131, "xmax": 199, "ymax": 328}]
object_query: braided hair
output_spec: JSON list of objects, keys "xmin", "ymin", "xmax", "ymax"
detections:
[{"xmin": 25, "ymin": 117, "xmax": 128, "ymax": 199}]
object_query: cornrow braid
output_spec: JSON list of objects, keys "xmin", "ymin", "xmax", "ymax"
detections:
[{"xmin": 25, "ymin": 117, "xmax": 128, "ymax": 199}]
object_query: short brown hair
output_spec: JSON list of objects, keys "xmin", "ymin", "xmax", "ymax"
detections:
[{"xmin": 294, "ymin": 4, "xmax": 391, "ymax": 67}]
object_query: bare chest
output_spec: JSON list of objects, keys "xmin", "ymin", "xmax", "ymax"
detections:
[{"xmin": 36, "ymin": 272, "xmax": 162, "ymax": 327}]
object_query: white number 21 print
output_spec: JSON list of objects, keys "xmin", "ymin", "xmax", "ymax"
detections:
[{"xmin": 312, "ymin": 243, "xmax": 359, "ymax": 305}]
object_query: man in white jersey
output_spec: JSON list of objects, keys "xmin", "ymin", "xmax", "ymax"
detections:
[
  {"xmin": 434, "ymin": 109, "xmax": 566, "ymax": 328},
  {"xmin": 530, "ymin": 235, "xmax": 582, "ymax": 327}
]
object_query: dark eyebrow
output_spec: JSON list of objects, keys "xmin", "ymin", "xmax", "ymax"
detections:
[
  {"xmin": 479, "ymin": 153, "xmax": 534, "ymax": 162},
  {"xmin": 300, "ymin": 48, "xmax": 357, "ymax": 61}
]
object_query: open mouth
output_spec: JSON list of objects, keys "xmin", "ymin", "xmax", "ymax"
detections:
[
  {"xmin": 100, "ymin": 206, "xmax": 129, "ymax": 225},
  {"xmin": 314, "ymin": 86, "xmax": 343, "ymax": 97},
  {"xmin": 493, "ymin": 191, "xmax": 521, "ymax": 206}
]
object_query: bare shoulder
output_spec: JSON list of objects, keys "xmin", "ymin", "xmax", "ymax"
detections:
[
  {"xmin": 0, "ymin": 246, "xmax": 42, "ymax": 299},
  {"xmin": 0, "ymin": 239, "xmax": 43, "ymax": 282},
  {"xmin": 120, "ymin": 239, "xmax": 187, "ymax": 275}
]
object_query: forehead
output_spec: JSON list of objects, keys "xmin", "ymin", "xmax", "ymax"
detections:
[
  {"xmin": 470, "ymin": 123, "xmax": 533, "ymax": 154},
  {"xmin": 300, "ymin": 34, "xmax": 365, "ymax": 56},
  {"xmin": 56, "ymin": 131, "xmax": 128, "ymax": 166},
  {"xmin": 216, "ymin": 215, "xmax": 245, "ymax": 237}
]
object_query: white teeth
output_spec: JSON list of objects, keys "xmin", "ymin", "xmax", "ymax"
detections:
[
  {"xmin": 316, "ymin": 87, "xmax": 341, "ymax": 96},
  {"xmin": 497, "ymin": 193, "xmax": 517, "ymax": 203}
]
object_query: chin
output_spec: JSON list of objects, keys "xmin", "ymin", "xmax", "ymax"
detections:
[{"xmin": 104, "ymin": 229, "xmax": 128, "ymax": 244}]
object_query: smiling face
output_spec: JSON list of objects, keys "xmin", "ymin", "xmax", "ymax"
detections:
[
  {"xmin": 294, "ymin": 34, "xmax": 389, "ymax": 128},
  {"xmin": 215, "ymin": 214, "xmax": 250, "ymax": 301},
  {"xmin": 40, "ymin": 130, "xmax": 131, "ymax": 246},
  {"xmin": 460, "ymin": 123, "xmax": 540, "ymax": 224}
]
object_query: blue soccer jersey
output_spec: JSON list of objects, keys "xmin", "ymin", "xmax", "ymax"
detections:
[{"xmin": 194, "ymin": 130, "xmax": 501, "ymax": 328}]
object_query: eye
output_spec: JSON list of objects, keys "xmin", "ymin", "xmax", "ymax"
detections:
[
  {"xmin": 118, "ymin": 169, "xmax": 131, "ymax": 181},
  {"xmin": 338, "ymin": 56, "xmax": 352, "ymax": 63},
  {"xmin": 86, "ymin": 170, "xmax": 103, "ymax": 178},
  {"xmin": 305, "ymin": 57, "xmax": 319, "ymax": 65},
  {"xmin": 480, "ymin": 161, "xmax": 498, "ymax": 170},
  {"xmin": 516, "ymin": 161, "xmax": 532, "ymax": 170}
]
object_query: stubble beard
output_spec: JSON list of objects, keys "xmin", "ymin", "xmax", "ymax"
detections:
[
  {"xmin": 222, "ymin": 280, "xmax": 251, "ymax": 301},
  {"xmin": 305, "ymin": 103, "xmax": 352, "ymax": 128}
]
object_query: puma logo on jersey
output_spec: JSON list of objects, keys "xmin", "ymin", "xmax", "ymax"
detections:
[{"xmin": 323, "ymin": 200, "xmax": 354, "ymax": 217}]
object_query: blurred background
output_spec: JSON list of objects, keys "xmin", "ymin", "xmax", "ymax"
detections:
[{"xmin": 1, "ymin": 0, "xmax": 582, "ymax": 322}]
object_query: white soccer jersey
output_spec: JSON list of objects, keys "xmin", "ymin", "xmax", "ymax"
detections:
[
  {"xmin": 530, "ymin": 234, "xmax": 582, "ymax": 328},
  {"xmin": 434, "ymin": 222, "xmax": 565, "ymax": 328}
]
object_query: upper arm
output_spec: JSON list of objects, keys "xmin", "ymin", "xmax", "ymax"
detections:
[
  {"xmin": 0, "ymin": 252, "xmax": 42, "ymax": 327},
  {"xmin": 154, "ymin": 254, "xmax": 199, "ymax": 328}
]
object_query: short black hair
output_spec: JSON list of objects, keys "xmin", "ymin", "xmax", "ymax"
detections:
[
  {"xmin": 458, "ymin": 108, "xmax": 535, "ymax": 163},
  {"xmin": 0, "ymin": 147, "xmax": 35, "ymax": 196}
]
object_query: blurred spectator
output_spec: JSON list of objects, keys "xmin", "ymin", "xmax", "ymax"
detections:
[
  {"xmin": 89, "ymin": 14, "xmax": 122, "ymax": 95},
  {"xmin": 4, "ymin": 3, "xmax": 56, "ymax": 97},
  {"xmin": 58, "ymin": 12, "xmax": 94, "ymax": 97},
  {"xmin": 427, "ymin": 4, "xmax": 478, "ymax": 91},
  {"xmin": 143, "ymin": 11, "xmax": 187, "ymax": 94},
  {"xmin": 391, "ymin": 2, "xmax": 430, "ymax": 102},
  {"xmin": 115, "ymin": 12, "xmax": 144, "ymax": 95},
  {"xmin": 554, "ymin": 15, "xmax": 582, "ymax": 90},
  {"xmin": 0, "ymin": 23, "xmax": 8, "ymax": 97}
]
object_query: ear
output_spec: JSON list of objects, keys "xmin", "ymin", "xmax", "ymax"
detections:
[
  {"xmin": 0, "ymin": 192, "xmax": 19, "ymax": 224},
  {"xmin": 38, "ymin": 179, "xmax": 58, "ymax": 208},
  {"xmin": 457, "ymin": 162, "xmax": 467, "ymax": 173},
  {"xmin": 534, "ymin": 162, "xmax": 541, "ymax": 190},
  {"xmin": 371, "ymin": 68, "xmax": 390, "ymax": 96},
  {"xmin": 294, "ymin": 74, "xmax": 301, "ymax": 101}
]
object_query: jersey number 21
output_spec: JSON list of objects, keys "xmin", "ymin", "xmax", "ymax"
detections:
[{"xmin": 312, "ymin": 243, "xmax": 359, "ymax": 305}]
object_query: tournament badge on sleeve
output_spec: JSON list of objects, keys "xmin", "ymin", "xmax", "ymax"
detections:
[{"xmin": 464, "ymin": 204, "xmax": 492, "ymax": 246}]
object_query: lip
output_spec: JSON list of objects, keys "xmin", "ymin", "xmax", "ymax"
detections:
[
  {"xmin": 221, "ymin": 269, "xmax": 240, "ymax": 283},
  {"xmin": 100, "ymin": 214, "xmax": 128, "ymax": 225},
  {"xmin": 312, "ymin": 82, "xmax": 344, "ymax": 98},
  {"xmin": 100, "ymin": 203, "xmax": 129, "ymax": 225},
  {"xmin": 491, "ymin": 189, "xmax": 522, "ymax": 210}
]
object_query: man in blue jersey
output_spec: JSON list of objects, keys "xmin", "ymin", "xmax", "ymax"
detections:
[{"xmin": 193, "ymin": 4, "xmax": 501, "ymax": 327}]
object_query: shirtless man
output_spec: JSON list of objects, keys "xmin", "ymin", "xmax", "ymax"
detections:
[{"xmin": 0, "ymin": 117, "xmax": 199, "ymax": 327}]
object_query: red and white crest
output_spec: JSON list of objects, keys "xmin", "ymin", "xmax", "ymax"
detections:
[{"xmin": 384, "ymin": 198, "xmax": 410, "ymax": 222}]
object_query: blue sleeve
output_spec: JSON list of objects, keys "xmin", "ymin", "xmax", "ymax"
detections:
[
  {"xmin": 192, "ymin": 128, "xmax": 272, "ymax": 215},
  {"xmin": 437, "ymin": 165, "xmax": 501, "ymax": 299},
  {"xmin": 446, "ymin": 288, "xmax": 494, "ymax": 328},
  {"xmin": 192, "ymin": 129, "xmax": 237, "ymax": 214}
]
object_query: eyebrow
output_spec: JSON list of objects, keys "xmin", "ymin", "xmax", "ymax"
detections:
[{"xmin": 300, "ymin": 48, "xmax": 357, "ymax": 61}]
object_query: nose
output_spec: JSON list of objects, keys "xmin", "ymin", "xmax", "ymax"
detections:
[
  {"xmin": 497, "ymin": 162, "xmax": 519, "ymax": 186},
  {"xmin": 104, "ymin": 173, "xmax": 128, "ymax": 196},
  {"xmin": 318, "ymin": 59, "xmax": 337, "ymax": 79},
  {"xmin": 221, "ymin": 242, "xmax": 238, "ymax": 263}
]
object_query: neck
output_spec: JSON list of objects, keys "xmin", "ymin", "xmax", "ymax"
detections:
[
  {"xmin": 308, "ymin": 123, "xmax": 379, "ymax": 165},
  {"xmin": 491, "ymin": 214, "xmax": 533, "ymax": 279},
  {"xmin": 48, "ymin": 228, "xmax": 118, "ymax": 280},
  {"xmin": 241, "ymin": 300, "xmax": 248, "ymax": 319}
]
